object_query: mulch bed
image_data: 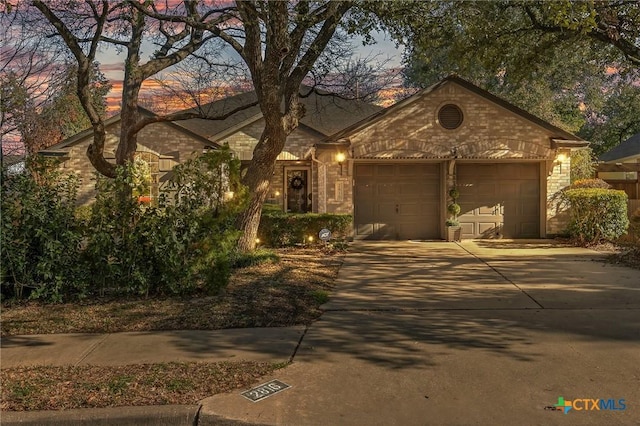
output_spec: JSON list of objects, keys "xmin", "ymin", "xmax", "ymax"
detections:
[{"xmin": 1, "ymin": 248, "xmax": 342, "ymax": 411}]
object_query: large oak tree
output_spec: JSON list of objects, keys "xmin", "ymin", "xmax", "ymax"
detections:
[
  {"xmin": 24, "ymin": 1, "xmax": 386, "ymax": 251},
  {"xmin": 380, "ymin": 0, "xmax": 640, "ymax": 153}
]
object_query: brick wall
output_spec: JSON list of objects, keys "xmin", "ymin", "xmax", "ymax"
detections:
[
  {"xmin": 220, "ymin": 119, "xmax": 323, "ymax": 161},
  {"xmin": 330, "ymin": 81, "xmax": 573, "ymax": 236},
  {"xmin": 57, "ymin": 121, "xmax": 210, "ymax": 205},
  {"xmin": 546, "ymin": 150, "xmax": 572, "ymax": 235},
  {"xmin": 349, "ymin": 82, "xmax": 554, "ymax": 160}
]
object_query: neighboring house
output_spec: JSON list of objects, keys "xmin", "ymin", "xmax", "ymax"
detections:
[
  {"xmin": 41, "ymin": 75, "xmax": 588, "ymax": 240},
  {"xmin": 597, "ymin": 132, "xmax": 640, "ymax": 202}
]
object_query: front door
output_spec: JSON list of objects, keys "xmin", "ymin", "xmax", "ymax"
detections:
[{"xmin": 285, "ymin": 168, "xmax": 311, "ymax": 213}]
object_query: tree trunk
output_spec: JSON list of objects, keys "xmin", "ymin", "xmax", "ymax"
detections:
[{"xmin": 236, "ymin": 121, "xmax": 287, "ymax": 252}]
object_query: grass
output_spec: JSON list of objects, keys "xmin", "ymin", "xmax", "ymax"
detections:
[
  {"xmin": 0, "ymin": 247, "xmax": 343, "ymax": 411},
  {"xmin": 1, "ymin": 361, "xmax": 280, "ymax": 411},
  {"xmin": 1, "ymin": 248, "xmax": 344, "ymax": 336}
]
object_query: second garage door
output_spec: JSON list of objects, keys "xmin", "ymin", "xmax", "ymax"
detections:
[
  {"xmin": 457, "ymin": 163, "xmax": 540, "ymax": 239},
  {"xmin": 354, "ymin": 163, "xmax": 440, "ymax": 240}
]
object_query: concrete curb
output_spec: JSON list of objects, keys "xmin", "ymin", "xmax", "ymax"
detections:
[{"xmin": 1, "ymin": 404, "xmax": 200, "ymax": 425}]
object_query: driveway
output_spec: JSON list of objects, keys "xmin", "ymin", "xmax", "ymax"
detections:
[{"xmin": 202, "ymin": 241, "xmax": 640, "ymax": 425}]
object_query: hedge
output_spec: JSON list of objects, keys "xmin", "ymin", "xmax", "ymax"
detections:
[
  {"xmin": 564, "ymin": 188, "xmax": 629, "ymax": 243},
  {"xmin": 258, "ymin": 212, "xmax": 352, "ymax": 247}
]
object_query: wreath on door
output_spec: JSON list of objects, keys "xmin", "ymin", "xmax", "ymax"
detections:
[{"xmin": 290, "ymin": 176, "xmax": 305, "ymax": 190}]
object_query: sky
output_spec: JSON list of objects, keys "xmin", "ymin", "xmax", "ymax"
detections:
[{"xmin": 97, "ymin": 30, "xmax": 405, "ymax": 113}]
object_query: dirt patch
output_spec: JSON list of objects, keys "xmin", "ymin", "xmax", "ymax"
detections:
[
  {"xmin": 1, "ymin": 361, "xmax": 279, "ymax": 411},
  {"xmin": 1, "ymin": 248, "xmax": 344, "ymax": 336}
]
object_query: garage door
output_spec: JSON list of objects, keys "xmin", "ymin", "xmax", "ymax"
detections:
[
  {"xmin": 354, "ymin": 163, "xmax": 440, "ymax": 240},
  {"xmin": 457, "ymin": 163, "xmax": 540, "ymax": 239}
]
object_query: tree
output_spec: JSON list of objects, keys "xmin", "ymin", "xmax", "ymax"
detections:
[
  {"xmin": 29, "ymin": 1, "xmax": 235, "ymax": 177},
  {"xmin": 384, "ymin": 0, "xmax": 640, "ymax": 146},
  {"xmin": 185, "ymin": 1, "xmax": 356, "ymax": 251},
  {"xmin": 581, "ymin": 81, "xmax": 640, "ymax": 155},
  {"xmin": 25, "ymin": 1, "xmax": 391, "ymax": 251},
  {"xmin": 1, "ymin": 63, "xmax": 110, "ymax": 155}
]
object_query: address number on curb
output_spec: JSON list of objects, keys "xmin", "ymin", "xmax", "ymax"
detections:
[{"xmin": 241, "ymin": 380, "xmax": 291, "ymax": 402}]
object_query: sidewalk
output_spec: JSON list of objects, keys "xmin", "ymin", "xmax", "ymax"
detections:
[
  {"xmin": 1, "ymin": 327, "xmax": 304, "ymax": 425},
  {"xmin": 3, "ymin": 241, "xmax": 640, "ymax": 425},
  {"xmin": 1, "ymin": 328, "xmax": 305, "ymax": 368}
]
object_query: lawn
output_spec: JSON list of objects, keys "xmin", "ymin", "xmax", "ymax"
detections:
[
  {"xmin": 0, "ymin": 247, "xmax": 343, "ymax": 411},
  {"xmin": 1, "ymin": 248, "xmax": 343, "ymax": 336}
]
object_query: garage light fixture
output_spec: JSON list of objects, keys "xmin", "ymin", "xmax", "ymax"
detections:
[
  {"xmin": 556, "ymin": 153, "xmax": 567, "ymax": 173},
  {"xmin": 336, "ymin": 152, "xmax": 346, "ymax": 175}
]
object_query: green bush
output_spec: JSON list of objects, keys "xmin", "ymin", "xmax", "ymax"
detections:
[
  {"xmin": 570, "ymin": 178, "xmax": 611, "ymax": 189},
  {"xmin": 84, "ymin": 148, "xmax": 245, "ymax": 297},
  {"xmin": 258, "ymin": 212, "xmax": 352, "ymax": 247},
  {"xmin": 564, "ymin": 188, "xmax": 629, "ymax": 244},
  {"xmin": 1, "ymin": 157, "xmax": 86, "ymax": 301},
  {"xmin": 231, "ymin": 249, "xmax": 280, "ymax": 268},
  {"xmin": 1, "ymin": 148, "xmax": 246, "ymax": 302}
]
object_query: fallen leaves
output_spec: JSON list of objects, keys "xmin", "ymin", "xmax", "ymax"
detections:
[
  {"xmin": 1, "ymin": 361, "xmax": 278, "ymax": 411},
  {"xmin": 1, "ymin": 248, "xmax": 344, "ymax": 336}
]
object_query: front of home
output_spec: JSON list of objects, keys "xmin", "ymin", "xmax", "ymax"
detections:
[
  {"xmin": 308, "ymin": 76, "xmax": 588, "ymax": 240},
  {"xmin": 42, "ymin": 76, "xmax": 587, "ymax": 240}
]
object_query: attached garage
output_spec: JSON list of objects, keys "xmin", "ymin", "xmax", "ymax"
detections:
[
  {"xmin": 457, "ymin": 163, "xmax": 540, "ymax": 238},
  {"xmin": 354, "ymin": 163, "xmax": 441, "ymax": 240}
]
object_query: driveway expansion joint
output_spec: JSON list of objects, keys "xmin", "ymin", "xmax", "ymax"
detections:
[
  {"xmin": 288, "ymin": 326, "xmax": 308, "ymax": 363},
  {"xmin": 456, "ymin": 242, "xmax": 545, "ymax": 309}
]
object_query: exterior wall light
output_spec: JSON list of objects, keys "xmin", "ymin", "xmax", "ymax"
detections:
[
  {"xmin": 336, "ymin": 152, "xmax": 346, "ymax": 175},
  {"xmin": 556, "ymin": 153, "xmax": 567, "ymax": 173}
]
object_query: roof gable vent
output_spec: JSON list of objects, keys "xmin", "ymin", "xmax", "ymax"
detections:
[{"xmin": 438, "ymin": 104, "xmax": 464, "ymax": 130}]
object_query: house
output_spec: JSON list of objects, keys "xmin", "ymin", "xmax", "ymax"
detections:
[
  {"xmin": 597, "ymin": 132, "xmax": 640, "ymax": 213},
  {"xmin": 309, "ymin": 76, "xmax": 587, "ymax": 240},
  {"xmin": 39, "ymin": 108, "xmax": 220, "ymax": 206},
  {"xmin": 41, "ymin": 76, "xmax": 588, "ymax": 239}
]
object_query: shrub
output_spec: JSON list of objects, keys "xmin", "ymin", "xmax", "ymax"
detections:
[
  {"xmin": 258, "ymin": 212, "xmax": 352, "ymax": 247},
  {"xmin": 84, "ymin": 148, "xmax": 246, "ymax": 297},
  {"xmin": 1, "ymin": 157, "xmax": 86, "ymax": 301},
  {"xmin": 570, "ymin": 178, "xmax": 611, "ymax": 189},
  {"xmin": 447, "ymin": 203, "xmax": 461, "ymax": 217},
  {"xmin": 232, "ymin": 249, "xmax": 280, "ymax": 268},
  {"xmin": 2, "ymin": 148, "xmax": 247, "ymax": 302},
  {"xmin": 564, "ymin": 188, "xmax": 629, "ymax": 244}
]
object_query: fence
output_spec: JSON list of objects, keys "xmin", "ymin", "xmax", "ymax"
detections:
[{"xmin": 629, "ymin": 199, "xmax": 640, "ymax": 217}]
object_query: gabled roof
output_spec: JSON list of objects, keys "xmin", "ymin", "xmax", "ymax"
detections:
[
  {"xmin": 599, "ymin": 133, "xmax": 640, "ymax": 162},
  {"xmin": 173, "ymin": 86, "xmax": 383, "ymax": 141},
  {"xmin": 40, "ymin": 107, "xmax": 218, "ymax": 154},
  {"xmin": 326, "ymin": 75, "xmax": 583, "ymax": 143}
]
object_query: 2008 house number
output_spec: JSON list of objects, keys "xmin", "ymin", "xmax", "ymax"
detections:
[{"xmin": 241, "ymin": 380, "xmax": 291, "ymax": 402}]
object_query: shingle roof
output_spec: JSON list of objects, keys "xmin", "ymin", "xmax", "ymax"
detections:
[
  {"xmin": 40, "ymin": 107, "xmax": 218, "ymax": 153},
  {"xmin": 599, "ymin": 133, "xmax": 640, "ymax": 162},
  {"xmin": 173, "ymin": 87, "xmax": 383, "ymax": 140}
]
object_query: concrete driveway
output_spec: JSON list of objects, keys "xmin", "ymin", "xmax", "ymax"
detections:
[{"xmin": 202, "ymin": 241, "xmax": 640, "ymax": 425}]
